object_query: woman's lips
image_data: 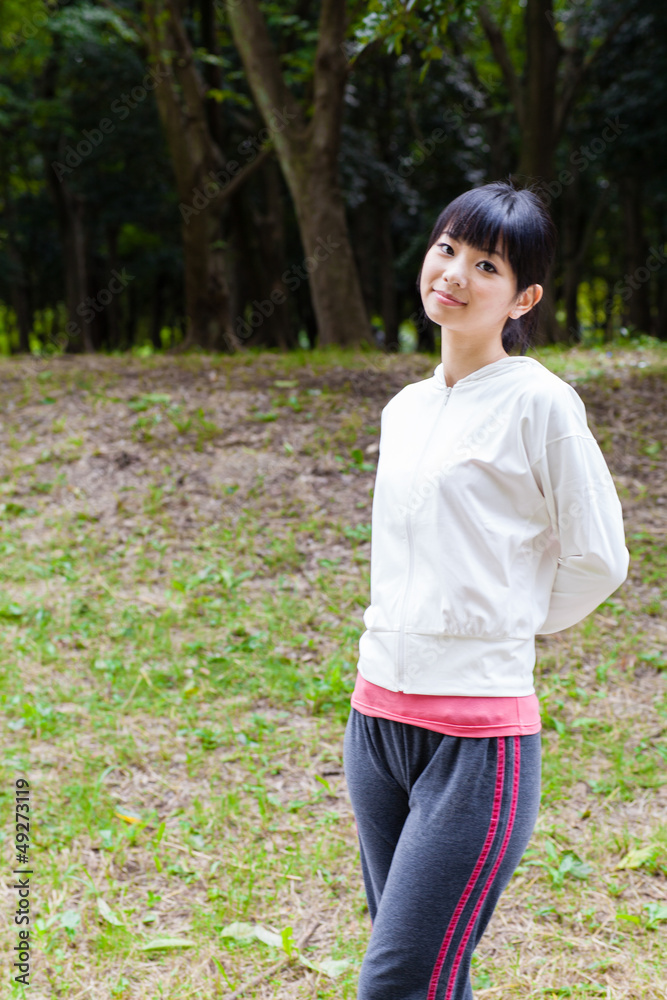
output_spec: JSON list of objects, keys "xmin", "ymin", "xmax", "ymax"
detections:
[{"xmin": 433, "ymin": 289, "xmax": 466, "ymax": 306}]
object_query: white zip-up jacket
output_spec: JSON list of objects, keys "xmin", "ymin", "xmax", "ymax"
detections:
[{"xmin": 358, "ymin": 356, "xmax": 629, "ymax": 697}]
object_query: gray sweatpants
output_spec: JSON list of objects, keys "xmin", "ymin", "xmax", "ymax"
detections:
[{"xmin": 344, "ymin": 708, "xmax": 541, "ymax": 1000}]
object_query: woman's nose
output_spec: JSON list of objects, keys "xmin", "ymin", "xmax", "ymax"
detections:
[{"xmin": 442, "ymin": 261, "xmax": 467, "ymax": 286}]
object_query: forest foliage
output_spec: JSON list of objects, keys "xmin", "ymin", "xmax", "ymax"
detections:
[{"xmin": 1, "ymin": 0, "xmax": 665, "ymax": 354}]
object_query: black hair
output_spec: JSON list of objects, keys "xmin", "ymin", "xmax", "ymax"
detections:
[{"xmin": 419, "ymin": 181, "xmax": 557, "ymax": 354}]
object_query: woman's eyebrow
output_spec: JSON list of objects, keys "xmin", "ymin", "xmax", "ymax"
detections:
[{"xmin": 441, "ymin": 232, "xmax": 507, "ymax": 261}]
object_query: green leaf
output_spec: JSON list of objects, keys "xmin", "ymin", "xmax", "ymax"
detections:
[
  {"xmin": 281, "ymin": 925, "xmax": 295, "ymax": 957},
  {"xmin": 60, "ymin": 910, "xmax": 81, "ymax": 931},
  {"xmin": 252, "ymin": 925, "xmax": 283, "ymax": 948},
  {"xmin": 219, "ymin": 921, "xmax": 350, "ymax": 978},
  {"xmin": 615, "ymin": 845, "xmax": 657, "ymax": 870},
  {"xmin": 140, "ymin": 937, "xmax": 196, "ymax": 951},
  {"xmin": 97, "ymin": 897, "xmax": 122, "ymax": 926},
  {"xmin": 128, "ymin": 393, "xmax": 171, "ymax": 411},
  {"xmin": 0, "ymin": 601, "xmax": 24, "ymax": 618},
  {"xmin": 642, "ymin": 441, "xmax": 661, "ymax": 456},
  {"xmin": 298, "ymin": 955, "xmax": 351, "ymax": 977},
  {"xmin": 220, "ymin": 921, "xmax": 267, "ymax": 944},
  {"xmin": 644, "ymin": 903, "xmax": 667, "ymax": 926},
  {"xmin": 558, "ymin": 851, "xmax": 593, "ymax": 881}
]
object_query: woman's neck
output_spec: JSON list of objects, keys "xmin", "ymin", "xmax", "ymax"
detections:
[{"xmin": 440, "ymin": 336, "xmax": 508, "ymax": 388}]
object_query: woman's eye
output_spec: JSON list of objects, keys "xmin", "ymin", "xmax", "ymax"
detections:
[
  {"xmin": 437, "ymin": 242, "xmax": 454, "ymax": 255},
  {"xmin": 478, "ymin": 261, "xmax": 496, "ymax": 273}
]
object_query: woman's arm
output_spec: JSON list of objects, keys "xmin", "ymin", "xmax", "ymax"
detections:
[{"xmin": 531, "ymin": 388, "xmax": 629, "ymax": 635}]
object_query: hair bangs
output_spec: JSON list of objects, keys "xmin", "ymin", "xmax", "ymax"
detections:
[{"xmin": 439, "ymin": 202, "xmax": 507, "ymax": 262}]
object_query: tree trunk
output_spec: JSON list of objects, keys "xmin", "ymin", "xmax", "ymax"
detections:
[
  {"xmin": 41, "ymin": 159, "xmax": 94, "ymax": 352},
  {"xmin": 620, "ymin": 176, "xmax": 652, "ymax": 334},
  {"xmin": 70, "ymin": 194, "xmax": 94, "ymax": 351},
  {"xmin": 562, "ymin": 263, "xmax": 579, "ymax": 342},
  {"xmin": 417, "ymin": 318, "xmax": 436, "ymax": 354},
  {"xmin": 152, "ymin": 272, "xmax": 166, "ymax": 349},
  {"xmin": 561, "ymin": 179, "xmax": 584, "ymax": 341},
  {"xmin": 378, "ymin": 207, "xmax": 398, "ymax": 348},
  {"xmin": 37, "ymin": 51, "xmax": 94, "ymax": 352},
  {"xmin": 657, "ymin": 271, "xmax": 667, "ymax": 340},
  {"xmin": 517, "ymin": 0, "xmax": 561, "ymax": 182},
  {"xmin": 144, "ymin": 0, "xmax": 232, "ymax": 350},
  {"xmin": 348, "ymin": 199, "xmax": 376, "ymax": 334},
  {"xmin": 125, "ymin": 284, "xmax": 139, "ymax": 349},
  {"xmin": 181, "ymin": 202, "xmax": 231, "ymax": 351},
  {"xmin": 226, "ymin": 0, "xmax": 372, "ymax": 348},
  {"xmin": 290, "ymin": 152, "xmax": 371, "ymax": 347},
  {"xmin": 534, "ymin": 274, "xmax": 560, "ymax": 346},
  {"xmin": 144, "ymin": 0, "xmax": 268, "ymax": 352},
  {"xmin": 256, "ymin": 158, "xmax": 293, "ymax": 349},
  {"xmin": 199, "ymin": 0, "xmax": 224, "ymax": 150},
  {"xmin": 6, "ymin": 239, "xmax": 32, "ymax": 353},
  {"xmin": 103, "ymin": 224, "xmax": 121, "ymax": 351}
]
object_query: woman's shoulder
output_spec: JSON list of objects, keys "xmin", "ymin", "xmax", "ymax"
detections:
[
  {"xmin": 510, "ymin": 356, "xmax": 585, "ymax": 409},
  {"xmin": 513, "ymin": 358, "xmax": 591, "ymax": 441}
]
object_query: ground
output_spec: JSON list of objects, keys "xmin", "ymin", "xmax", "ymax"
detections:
[{"xmin": 0, "ymin": 343, "xmax": 666, "ymax": 999}]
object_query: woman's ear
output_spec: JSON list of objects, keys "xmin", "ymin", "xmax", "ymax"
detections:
[{"xmin": 509, "ymin": 284, "xmax": 543, "ymax": 320}]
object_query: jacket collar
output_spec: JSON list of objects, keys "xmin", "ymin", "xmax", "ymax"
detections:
[{"xmin": 433, "ymin": 356, "xmax": 537, "ymax": 390}]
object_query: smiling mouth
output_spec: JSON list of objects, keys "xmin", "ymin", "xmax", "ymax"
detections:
[{"xmin": 433, "ymin": 289, "xmax": 466, "ymax": 306}]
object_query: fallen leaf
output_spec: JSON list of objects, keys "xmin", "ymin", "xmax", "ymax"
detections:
[
  {"xmin": 97, "ymin": 897, "xmax": 123, "ymax": 926},
  {"xmin": 140, "ymin": 937, "xmax": 196, "ymax": 951}
]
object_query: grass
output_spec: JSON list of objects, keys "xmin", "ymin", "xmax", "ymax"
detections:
[{"xmin": 0, "ymin": 342, "xmax": 666, "ymax": 998}]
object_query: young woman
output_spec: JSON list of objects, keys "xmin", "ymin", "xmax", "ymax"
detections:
[{"xmin": 344, "ymin": 181, "xmax": 629, "ymax": 1000}]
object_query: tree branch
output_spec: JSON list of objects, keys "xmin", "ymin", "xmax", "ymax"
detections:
[
  {"xmin": 479, "ymin": 5, "xmax": 524, "ymax": 128},
  {"xmin": 311, "ymin": 0, "xmax": 349, "ymax": 154},
  {"xmin": 165, "ymin": 0, "xmax": 225, "ymax": 169},
  {"xmin": 208, "ymin": 142, "xmax": 275, "ymax": 209},
  {"xmin": 98, "ymin": 0, "xmax": 149, "ymax": 46},
  {"xmin": 225, "ymin": 0, "xmax": 306, "ymax": 158}
]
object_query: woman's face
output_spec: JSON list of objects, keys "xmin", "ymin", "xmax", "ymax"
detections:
[{"xmin": 419, "ymin": 231, "xmax": 535, "ymax": 341}]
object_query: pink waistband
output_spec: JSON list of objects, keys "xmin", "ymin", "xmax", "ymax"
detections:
[{"xmin": 351, "ymin": 672, "xmax": 541, "ymax": 738}]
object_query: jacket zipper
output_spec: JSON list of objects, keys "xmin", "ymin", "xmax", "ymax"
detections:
[{"xmin": 396, "ymin": 383, "xmax": 453, "ymax": 690}]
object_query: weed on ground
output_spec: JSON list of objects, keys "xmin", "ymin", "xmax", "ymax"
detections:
[{"xmin": 0, "ymin": 344, "xmax": 666, "ymax": 998}]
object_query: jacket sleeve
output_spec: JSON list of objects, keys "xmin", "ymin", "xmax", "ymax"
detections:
[{"xmin": 532, "ymin": 386, "xmax": 629, "ymax": 635}]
